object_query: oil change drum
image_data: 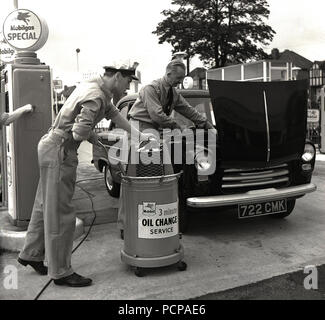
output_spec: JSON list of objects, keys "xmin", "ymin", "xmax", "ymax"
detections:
[{"xmin": 120, "ymin": 140, "xmax": 186, "ymax": 276}]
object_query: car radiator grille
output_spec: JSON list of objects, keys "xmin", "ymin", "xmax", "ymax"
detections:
[{"xmin": 221, "ymin": 164, "xmax": 290, "ymax": 194}]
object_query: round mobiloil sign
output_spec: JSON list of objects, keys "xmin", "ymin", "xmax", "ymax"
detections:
[
  {"xmin": 183, "ymin": 76, "xmax": 194, "ymax": 89},
  {"xmin": 2, "ymin": 9, "xmax": 49, "ymax": 51}
]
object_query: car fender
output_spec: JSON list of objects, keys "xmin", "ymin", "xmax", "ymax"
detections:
[{"xmin": 97, "ymin": 157, "xmax": 108, "ymax": 172}]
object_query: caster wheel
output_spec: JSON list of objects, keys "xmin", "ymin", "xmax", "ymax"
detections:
[
  {"xmin": 134, "ymin": 267, "xmax": 145, "ymax": 277},
  {"xmin": 177, "ymin": 261, "xmax": 187, "ymax": 271}
]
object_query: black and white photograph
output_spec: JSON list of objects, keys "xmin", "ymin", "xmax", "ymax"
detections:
[{"xmin": 0, "ymin": 0, "xmax": 324, "ymax": 307}]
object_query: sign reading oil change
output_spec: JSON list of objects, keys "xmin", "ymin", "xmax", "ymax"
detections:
[
  {"xmin": 138, "ymin": 201, "xmax": 178, "ymax": 239},
  {"xmin": 2, "ymin": 9, "xmax": 49, "ymax": 51}
]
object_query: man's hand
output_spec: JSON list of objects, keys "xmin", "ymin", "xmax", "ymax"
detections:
[
  {"xmin": 174, "ymin": 122, "xmax": 188, "ymax": 131},
  {"xmin": 22, "ymin": 104, "xmax": 35, "ymax": 113},
  {"xmin": 140, "ymin": 132, "xmax": 157, "ymax": 142},
  {"xmin": 87, "ymin": 131, "xmax": 101, "ymax": 145},
  {"xmin": 204, "ymin": 120, "xmax": 215, "ymax": 130}
]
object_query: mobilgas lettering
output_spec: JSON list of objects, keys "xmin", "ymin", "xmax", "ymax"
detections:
[
  {"xmin": 10, "ymin": 25, "xmax": 35, "ymax": 32},
  {"xmin": 6, "ymin": 32, "xmax": 37, "ymax": 41},
  {"xmin": 0, "ymin": 48, "xmax": 14, "ymax": 55}
]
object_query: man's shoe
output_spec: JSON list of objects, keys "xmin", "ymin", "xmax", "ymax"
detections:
[
  {"xmin": 17, "ymin": 257, "xmax": 48, "ymax": 275},
  {"xmin": 53, "ymin": 273, "xmax": 92, "ymax": 287}
]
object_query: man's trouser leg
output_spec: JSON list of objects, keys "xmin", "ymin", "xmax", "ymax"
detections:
[
  {"xmin": 19, "ymin": 181, "xmax": 45, "ymax": 261},
  {"xmin": 19, "ymin": 133, "xmax": 78, "ymax": 279}
]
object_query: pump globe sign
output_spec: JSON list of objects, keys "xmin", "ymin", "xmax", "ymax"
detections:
[{"xmin": 2, "ymin": 9, "xmax": 49, "ymax": 51}]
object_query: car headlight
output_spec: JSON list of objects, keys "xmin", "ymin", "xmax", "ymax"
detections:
[
  {"xmin": 196, "ymin": 158, "xmax": 212, "ymax": 171},
  {"xmin": 195, "ymin": 149, "xmax": 212, "ymax": 175},
  {"xmin": 302, "ymin": 144, "xmax": 315, "ymax": 162}
]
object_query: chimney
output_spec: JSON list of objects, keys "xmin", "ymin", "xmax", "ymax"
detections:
[
  {"xmin": 271, "ymin": 48, "xmax": 280, "ymax": 60},
  {"xmin": 132, "ymin": 61, "xmax": 139, "ymax": 69}
]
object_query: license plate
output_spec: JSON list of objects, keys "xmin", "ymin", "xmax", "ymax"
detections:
[{"xmin": 238, "ymin": 199, "xmax": 287, "ymax": 219}]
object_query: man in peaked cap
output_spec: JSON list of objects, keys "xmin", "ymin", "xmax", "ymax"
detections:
[
  {"xmin": 18, "ymin": 65, "xmax": 153, "ymax": 287},
  {"xmin": 103, "ymin": 65, "xmax": 139, "ymax": 104}
]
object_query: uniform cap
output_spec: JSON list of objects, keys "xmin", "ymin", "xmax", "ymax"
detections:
[{"xmin": 103, "ymin": 65, "xmax": 139, "ymax": 81}]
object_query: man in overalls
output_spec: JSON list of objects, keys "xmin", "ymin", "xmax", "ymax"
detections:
[{"xmin": 18, "ymin": 66, "xmax": 152, "ymax": 287}]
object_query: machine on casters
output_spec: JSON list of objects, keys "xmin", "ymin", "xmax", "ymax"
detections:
[{"xmin": 119, "ymin": 139, "xmax": 187, "ymax": 277}]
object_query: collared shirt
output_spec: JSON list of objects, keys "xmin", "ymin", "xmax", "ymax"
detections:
[
  {"xmin": 52, "ymin": 76, "xmax": 119, "ymax": 140},
  {"xmin": 128, "ymin": 76, "xmax": 207, "ymax": 129}
]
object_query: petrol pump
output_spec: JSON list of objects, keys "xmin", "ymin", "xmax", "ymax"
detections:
[{"xmin": 1, "ymin": 9, "xmax": 52, "ymax": 226}]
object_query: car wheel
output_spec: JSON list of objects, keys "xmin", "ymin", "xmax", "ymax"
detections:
[
  {"xmin": 270, "ymin": 199, "xmax": 296, "ymax": 219},
  {"xmin": 104, "ymin": 165, "xmax": 120, "ymax": 198}
]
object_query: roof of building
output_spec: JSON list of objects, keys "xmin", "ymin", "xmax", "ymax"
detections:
[
  {"xmin": 312, "ymin": 60, "xmax": 325, "ymax": 69},
  {"xmin": 189, "ymin": 67, "xmax": 207, "ymax": 79},
  {"xmin": 278, "ymin": 50, "xmax": 313, "ymax": 70}
]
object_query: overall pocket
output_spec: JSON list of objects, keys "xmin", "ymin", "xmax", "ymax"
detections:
[{"xmin": 38, "ymin": 136, "xmax": 62, "ymax": 168}]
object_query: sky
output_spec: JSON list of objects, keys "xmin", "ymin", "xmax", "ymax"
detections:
[{"xmin": 1, "ymin": 0, "xmax": 325, "ymax": 86}]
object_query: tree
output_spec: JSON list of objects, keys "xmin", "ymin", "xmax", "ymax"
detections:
[{"xmin": 153, "ymin": 0, "xmax": 275, "ymax": 68}]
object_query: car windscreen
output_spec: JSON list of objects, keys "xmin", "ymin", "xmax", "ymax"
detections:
[{"xmin": 173, "ymin": 96, "xmax": 215, "ymax": 127}]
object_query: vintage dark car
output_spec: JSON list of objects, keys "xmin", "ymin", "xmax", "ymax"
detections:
[{"xmin": 92, "ymin": 80, "xmax": 317, "ymax": 232}]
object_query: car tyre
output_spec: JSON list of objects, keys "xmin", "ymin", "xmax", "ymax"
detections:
[
  {"xmin": 270, "ymin": 199, "xmax": 296, "ymax": 219},
  {"xmin": 104, "ymin": 165, "xmax": 120, "ymax": 198}
]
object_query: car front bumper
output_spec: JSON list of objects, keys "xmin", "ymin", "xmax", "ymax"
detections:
[{"xmin": 186, "ymin": 183, "xmax": 317, "ymax": 208}]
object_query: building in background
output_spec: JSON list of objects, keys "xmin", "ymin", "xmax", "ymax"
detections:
[
  {"xmin": 179, "ymin": 49, "xmax": 312, "ymax": 90},
  {"xmin": 207, "ymin": 48, "xmax": 312, "ymax": 83},
  {"xmin": 309, "ymin": 60, "xmax": 325, "ymax": 105},
  {"xmin": 308, "ymin": 60, "xmax": 325, "ymax": 145},
  {"xmin": 189, "ymin": 67, "xmax": 207, "ymax": 90},
  {"xmin": 273, "ymin": 49, "xmax": 312, "ymax": 81}
]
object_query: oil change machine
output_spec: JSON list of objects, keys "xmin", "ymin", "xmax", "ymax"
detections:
[{"xmin": 120, "ymin": 139, "xmax": 187, "ymax": 277}]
